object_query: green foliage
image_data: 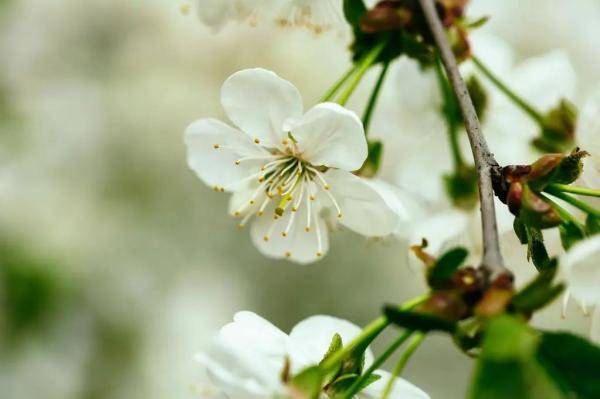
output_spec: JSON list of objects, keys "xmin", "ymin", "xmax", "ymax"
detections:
[
  {"xmin": 343, "ymin": 0, "xmax": 367, "ymax": 28},
  {"xmin": 537, "ymin": 332, "xmax": 600, "ymax": 398},
  {"xmin": 470, "ymin": 316, "xmax": 600, "ymax": 399},
  {"xmin": 469, "ymin": 316, "xmax": 563, "ymax": 399},
  {"xmin": 384, "ymin": 305, "xmax": 457, "ymax": 333},
  {"xmin": 0, "ymin": 244, "xmax": 60, "ymax": 339}
]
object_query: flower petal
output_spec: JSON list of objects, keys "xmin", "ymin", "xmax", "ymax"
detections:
[
  {"xmin": 359, "ymin": 370, "xmax": 430, "ymax": 399},
  {"xmin": 185, "ymin": 118, "xmax": 270, "ymax": 191},
  {"xmin": 249, "ymin": 197, "xmax": 329, "ymax": 264},
  {"xmin": 196, "ymin": 311, "xmax": 289, "ymax": 398},
  {"xmin": 561, "ymin": 235, "xmax": 600, "ymax": 306},
  {"xmin": 323, "ymin": 169, "xmax": 398, "ymax": 237},
  {"xmin": 579, "ymin": 88, "xmax": 600, "ymax": 187},
  {"xmin": 221, "ymin": 68, "xmax": 303, "ymax": 148},
  {"xmin": 288, "ymin": 315, "xmax": 374, "ymax": 373},
  {"xmin": 285, "ymin": 103, "xmax": 367, "ymax": 171}
]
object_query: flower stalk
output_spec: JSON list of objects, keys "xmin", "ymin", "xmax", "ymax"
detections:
[
  {"xmin": 471, "ymin": 55, "xmax": 545, "ymax": 126},
  {"xmin": 321, "ymin": 65, "xmax": 359, "ymax": 102},
  {"xmin": 544, "ymin": 186, "xmax": 600, "ymax": 217},
  {"xmin": 362, "ymin": 61, "xmax": 390, "ymax": 135},
  {"xmin": 381, "ymin": 333, "xmax": 426, "ymax": 399},
  {"xmin": 418, "ymin": 0, "xmax": 509, "ymax": 279},
  {"xmin": 337, "ymin": 40, "xmax": 387, "ymax": 106},
  {"xmin": 547, "ymin": 183, "xmax": 600, "ymax": 199}
]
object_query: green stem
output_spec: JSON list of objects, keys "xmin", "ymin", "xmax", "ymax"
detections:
[
  {"xmin": 540, "ymin": 193, "xmax": 584, "ymax": 228},
  {"xmin": 321, "ymin": 65, "xmax": 359, "ymax": 102},
  {"xmin": 381, "ymin": 334, "xmax": 426, "ymax": 399},
  {"xmin": 339, "ymin": 331, "xmax": 414, "ymax": 399},
  {"xmin": 547, "ymin": 183, "xmax": 600, "ymax": 199},
  {"xmin": 472, "ymin": 55, "xmax": 545, "ymax": 125},
  {"xmin": 362, "ymin": 61, "xmax": 390, "ymax": 135},
  {"xmin": 320, "ymin": 294, "xmax": 428, "ymax": 375},
  {"xmin": 338, "ymin": 41, "xmax": 387, "ymax": 106},
  {"xmin": 434, "ymin": 57, "xmax": 465, "ymax": 168},
  {"xmin": 544, "ymin": 187, "xmax": 600, "ymax": 217}
]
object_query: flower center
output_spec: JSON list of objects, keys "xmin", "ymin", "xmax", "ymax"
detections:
[{"xmin": 217, "ymin": 140, "xmax": 344, "ymax": 259}]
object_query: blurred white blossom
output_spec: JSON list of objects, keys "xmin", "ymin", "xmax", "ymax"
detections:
[{"xmin": 196, "ymin": 311, "xmax": 430, "ymax": 399}]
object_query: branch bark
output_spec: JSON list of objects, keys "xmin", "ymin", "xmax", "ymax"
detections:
[{"xmin": 418, "ymin": 0, "xmax": 509, "ymax": 279}]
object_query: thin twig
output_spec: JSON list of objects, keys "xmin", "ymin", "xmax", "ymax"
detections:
[{"xmin": 418, "ymin": 0, "xmax": 509, "ymax": 278}]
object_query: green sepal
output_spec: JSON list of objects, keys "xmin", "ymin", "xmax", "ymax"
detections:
[
  {"xmin": 520, "ymin": 185, "xmax": 561, "ymax": 229},
  {"xmin": 558, "ymin": 221, "xmax": 586, "ymax": 251},
  {"xmin": 428, "ymin": 247, "xmax": 469, "ymax": 288},
  {"xmin": 289, "ymin": 366, "xmax": 323, "ymax": 399},
  {"xmin": 343, "ymin": 0, "xmax": 367, "ymax": 28},
  {"xmin": 533, "ymin": 99, "xmax": 578, "ymax": 154},
  {"xmin": 511, "ymin": 261, "xmax": 564, "ymax": 314},
  {"xmin": 319, "ymin": 333, "xmax": 344, "ymax": 385},
  {"xmin": 325, "ymin": 373, "xmax": 380, "ymax": 397},
  {"xmin": 359, "ymin": 140, "xmax": 383, "ymax": 177},
  {"xmin": 523, "ymin": 225, "xmax": 551, "ymax": 271},
  {"xmin": 513, "ymin": 217, "xmax": 528, "ymax": 245},
  {"xmin": 384, "ymin": 305, "xmax": 457, "ymax": 333},
  {"xmin": 586, "ymin": 214, "xmax": 600, "ymax": 235}
]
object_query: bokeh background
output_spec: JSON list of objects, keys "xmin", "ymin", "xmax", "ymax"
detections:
[{"xmin": 0, "ymin": 1, "xmax": 598, "ymax": 398}]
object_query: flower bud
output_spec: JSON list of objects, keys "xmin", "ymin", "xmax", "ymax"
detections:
[
  {"xmin": 418, "ymin": 290, "xmax": 469, "ymax": 321},
  {"xmin": 360, "ymin": 1, "xmax": 413, "ymax": 33},
  {"xmin": 520, "ymin": 185, "xmax": 561, "ymax": 229},
  {"xmin": 533, "ymin": 99, "xmax": 578, "ymax": 153}
]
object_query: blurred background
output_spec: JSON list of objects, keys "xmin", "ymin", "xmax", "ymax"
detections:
[{"xmin": 0, "ymin": 0, "xmax": 598, "ymax": 398}]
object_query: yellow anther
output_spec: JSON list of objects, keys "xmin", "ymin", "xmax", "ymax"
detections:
[
  {"xmin": 305, "ymin": 227, "xmax": 310, "ymax": 232},
  {"xmin": 285, "ymin": 252, "xmax": 292, "ymax": 258},
  {"xmin": 257, "ymin": 211, "xmax": 264, "ymax": 216},
  {"xmin": 219, "ymin": 188, "xmax": 225, "ymax": 192},
  {"xmin": 179, "ymin": 3, "xmax": 191, "ymax": 15},
  {"xmin": 249, "ymin": 200, "xmax": 255, "ymax": 205},
  {"xmin": 282, "ymin": 232, "xmax": 287, "ymax": 237},
  {"xmin": 254, "ymin": 138, "xmax": 260, "ymax": 144},
  {"xmin": 316, "ymin": 252, "xmax": 322, "ymax": 257},
  {"xmin": 213, "ymin": 144, "xmax": 220, "ymax": 149},
  {"xmin": 337, "ymin": 213, "xmax": 342, "ymax": 219},
  {"xmin": 235, "ymin": 160, "xmax": 241, "ymax": 165},
  {"xmin": 291, "ymin": 207, "xmax": 298, "ymax": 212},
  {"xmin": 234, "ymin": 211, "xmax": 240, "ymax": 217},
  {"xmin": 324, "ymin": 185, "xmax": 330, "ymax": 190},
  {"xmin": 309, "ymin": 195, "xmax": 316, "ymax": 201},
  {"xmin": 263, "ymin": 236, "xmax": 269, "ymax": 242}
]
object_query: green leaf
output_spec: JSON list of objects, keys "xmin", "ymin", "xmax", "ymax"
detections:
[
  {"xmin": 524, "ymin": 226, "xmax": 551, "ymax": 271},
  {"xmin": 289, "ymin": 366, "xmax": 323, "ymax": 399},
  {"xmin": 559, "ymin": 221, "xmax": 586, "ymax": 250},
  {"xmin": 586, "ymin": 214, "xmax": 600, "ymax": 235},
  {"xmin": 469, "ymin": 316, "xmax": 564, "ymax": 399},
  {"xmin": 384, "ymin": 306, "xmax": 456, "ymax": 333},
  {"xmin": 343, "ymin": 0, "xmax": 367, "ymax": 28},
  {"xmin": 428, "ymin": 247, "xmax": 468, "ymax": 287},
  {"xmin": 537, "ymin": 332, "xmax": 600, "ymax": 399}
]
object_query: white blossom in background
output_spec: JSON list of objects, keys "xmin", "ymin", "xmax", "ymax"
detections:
[
  {"xmin": 561, "ymin": 235, "xmax": 600, "ymax": 343},
  {"xmin": 578, "ymin": 87, "xmax": 600, "ymax": 188},
  {"xmin": 185, "ymin": 68, "xmax": 403, "ymax": 263},
  {"xmin": 188, "ymin": 0, "xmax": 344, "ymax": 33},
  {"xmin": 197, "ymin": 311, "xmax": 430, "ymax": 399}
]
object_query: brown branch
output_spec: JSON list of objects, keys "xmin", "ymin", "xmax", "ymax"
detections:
[{"xmin": 418, "ymin": 0, "xmax": 510, "ymax": 279}]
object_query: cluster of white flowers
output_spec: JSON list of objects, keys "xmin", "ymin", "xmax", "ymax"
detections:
[
  {"xmin": 185, "ymin": 0, "xmax": 345, "ymax": 33},
  {"xmin": 182, "ymin": 1, "xmax": 600, "ymax": 396}
]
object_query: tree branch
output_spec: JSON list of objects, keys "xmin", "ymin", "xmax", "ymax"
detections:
[{"xmin": 418, "ymin": 0, "xmax": 509, "ymax": 279}]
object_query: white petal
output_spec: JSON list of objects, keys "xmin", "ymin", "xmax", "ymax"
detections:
[
  {"xmin": 511, "ymin": 50, "xmax": 577, "ymax": 110},
  {"xmin": 363, "ymin": 179, "xmax": 415, "ymax": 236},
  {"xmin": 561, "ymin": 235, "xmax": 600, "ymax": 306},
  {"xmin": 249, "ymin": 197, "xmax": 329, "ymax": 264},
  {"xmin": 185, "ymin": 118, "xmax": 270, "ymax": 191},
  {"xmin": 285, "ymin": 103, "xmax": 367, "ymax": 171},
  {"xmin": 359, "ymin": 370, "xmax": 430, "ymax": 399},
  {"xmin": 221, "ymin": 68, "xmax": 303, "ymax": 148},
  {"xmin": 272, "ymin": 0, "xmax": 344, "ymax": 33},
  {"xmin": 196, "ymin": 312, "xmax": 289, "ymax": 398},
  {"xmin": 323, "ymin": 169, "xmax": 398, "ymax": 237},
  {"xmin": 579, "ymin": 88, "xmax": 600, "ymax": 187},
  {"xmin": 288, "ymin": 315, "xmax": 374, "ymax": 373}
]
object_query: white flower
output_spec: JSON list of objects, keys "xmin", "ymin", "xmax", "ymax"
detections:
[
  {"xmin": 191, "ymin": 0, "xmax": 343, "ymax": 33},
  {"xmin": 185, "ymin": 68, "xmax": 400, "ymax": 263},
  {"xmin": 561, "ymin": 235, "xmax": 600, "ymax": 342},
  {"xmin": 196, "ymin": 311, "xmax": 430, "ymax": 399}
]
